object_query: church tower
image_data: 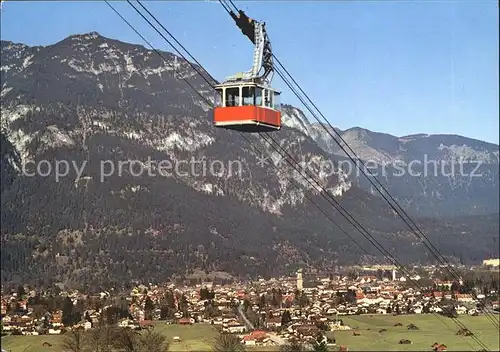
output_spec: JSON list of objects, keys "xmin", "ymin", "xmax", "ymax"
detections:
[{"xmin": 296, "ymin": 269, "xmax": 303, "ymax": 291}]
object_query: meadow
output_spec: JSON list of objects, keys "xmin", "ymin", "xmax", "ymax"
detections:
[
  {"xmin": 329, "ymin": 314, "xmax": 500, "ymax": 351},
  {"xmin": 0, "ymin": 315, "xmax": 498, "ymax": 351},
  {"xmin": 0, "ymin": 324, "xmax": 218, "ymax": 352}
]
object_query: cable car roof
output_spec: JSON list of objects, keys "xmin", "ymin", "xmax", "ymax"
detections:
[{"xmin": 214, "ymin": 80, "xmax": 281, "ymax": 93}]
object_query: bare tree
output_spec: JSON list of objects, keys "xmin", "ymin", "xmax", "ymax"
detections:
[
  {"xmin": 105, "ymin": 326, "xmax": 170, "ymax": 352},
  {"xmin": 62, "ymin": 327, "xmax": 86, "ymax": 352},
  {"xmin": 213, "ymin": 333, "xmax": 245, "ymax": 352},
  {"xmin": 86, "ymin": 324, "xmax": 116, "ymax": 352},
  {"xmin": 135, "ymin": 328, "xmax": 170, "ymax": 352},
  {"xmin": 280, "ymin": 338, "xmax": 306, "ymax": 352},
  {"xmin": 113, "ymin": 327, "xmax": 141, "ymax": 352}
]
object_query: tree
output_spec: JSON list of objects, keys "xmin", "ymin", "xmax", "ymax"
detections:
[
  {"xmin": 281, "ymin": 310, "xmax": 292, "ymax": 326},
  {"xmin": 75, "ymin": 299, "xmax": 85, "ymax": 316},
  {"xmin": 298, "ymin": 292, "xmax": 309, "ymax": 308},
  {"xmin": 238, "ymin": 298, "xmax": 249, "ymax": 312},
  {"xmin": 246, "ymin": 307, "xmax": 262, "ymax": 328},
  {"xmin": 16, "ymin": 285, "xmax": 26, "ymax": 299},
  {"xmin": 113, "ymin": 327, "xmax": 139, "ymax": 352},
  {"xmin": 259, "ymin": 294, "xmax": 266, "ymax": 309},
  {"xmin": 105, "ymin": 305, "xmax": 128, "ymax": 325},
  {"xmin": 442, "ymin": 305, "xmax": 459, "ymax": 318},
  {"xmin": 84, "ymin": 311, "xmax": 92, "ymax": 323},
  {"xmin": 137, "ymin": 328, "xmax": 170, "ymax": 352},
  {"xmin": 423, "ymin": 304, "xmax": 431, "ymax": 314},
  {"xmin": 179, "ymin": 294, "xmax": 189, "ymax": 317},
  {"xmin": 145, "ymin": 297, "xmax": 155, "ymax": 320},
  {"xmin": 87, "ymin": 324, "xmax": 114, "ymax": 352},
  {"xmin": 347, "ymin": 270, "xmax": 358, "ymax": 281},
  {"xmin": 160, "ymin": 305, "xmax": 171, "ymax": 320},
  {"xmin": 200, "ymin": 288, "xmax": 206, "ymax": 300},
  {"xmin": 315, "ymin": 321, "xmax": 329, "ymax": 331},
  {"xmin": 271, "ymin": 291, "xmax": 280, "ymax": 307},
  {"xmin": 312, "ymin": 334, "xmax": 328, "ymax": 352},
  {"xmin": 61, "ymin": 327, "xmax": 86, "ymax": 352},
  {"xmin": 62, "ymin": 297, "xmax": 76, "ymax": 326},
  {"xmin": 213, "ymin": 333, "xmax": 245, "ymax": 352},
  {"xmin": 165, "ymin": 290, "xmax": 175, "ymax": 309},
  {"xmin": 345, "ymin": 290, "xmax": 356, "ymax": 304},
  {"xmin": 113, "ymin": 328, "xmax": 170, "ymax": 352},
  {"xmin": 204, "ymin": 302, "xmax": 219, "ymax": 318},
  {"xmin": 280, "ymin": 338, "xmax": 305, "ymax": 352}
]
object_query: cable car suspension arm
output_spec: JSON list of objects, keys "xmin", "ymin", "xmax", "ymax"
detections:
[{"xmin": 221, "ymin": 2, "xmax": 274, "ymax": 85}]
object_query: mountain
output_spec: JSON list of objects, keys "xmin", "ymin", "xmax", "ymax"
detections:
[
  {"xmin": 1, "ymin": 33, "xmax": 498, "ymax": 287},
  {"xmin": 282, "ymin": 107, "xmax": 499, "ymax": 217}
]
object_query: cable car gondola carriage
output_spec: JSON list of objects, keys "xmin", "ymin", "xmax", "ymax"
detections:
[
  {"xmin": 214, "ymin": 78, "xmax": 281, "ymax": 132},
  {"xmin": 213, "ymin": 11, "xmax": 281, "ymax": 133}
]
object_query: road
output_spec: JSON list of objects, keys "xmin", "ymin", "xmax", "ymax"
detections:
[
  {"xmin": 237, "ymin": 303, "xmax": 255, "ymax": 330},
  {"xmin": 268, "ymin": 333, "xmax": 287, "ymax": 346}
]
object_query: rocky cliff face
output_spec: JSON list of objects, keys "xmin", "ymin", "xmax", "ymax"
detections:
[
  {"xmin": 282, "ymin": 105, "xmax": 499, "ymax": 217},
  {"xmin": 1, "ymin": 33, "xmax": 497, "ymax": 287}
]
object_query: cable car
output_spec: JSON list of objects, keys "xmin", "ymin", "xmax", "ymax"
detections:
[
  {"xmin": 213, "ymin": 11, "xmax": 281, "ymax": 133},
  {"xmin": 213, "ymin": 80, "xmax": 281, "ymax": 132}
]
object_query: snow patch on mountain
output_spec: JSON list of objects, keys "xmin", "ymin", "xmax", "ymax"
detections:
[
  {"xmin": 44, "ymin": 126, "xmax": 75, "ymax": 147},
  {"xmin": 22, "ymin": 54, "xmax": 34, "ymax": 70},
  {"xmin": 281, "ymin": 104, "xmax": 315, "ymax": 137},
  {"xmin": 154, "ymin": 130, "xmax": 215, "ymax": 153},
  {"xmin": 0, "ymin": 105, "xmax": 38, "ymax": 161},
  {"xmin": 0, "ymin": 87, "xmax": 13, "ymax": 98},
  {"xmin": 438, "ymin": 143, "xmax": 498, "ymax": 163}
]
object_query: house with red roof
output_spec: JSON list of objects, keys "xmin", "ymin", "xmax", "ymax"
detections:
[
  {"xmin": 243, "ymin": 330, "xmax": 269, "ymax": 346},
  {"xmin": 431, "ymin": 343, "xmax": 447, "ymax": 351}
]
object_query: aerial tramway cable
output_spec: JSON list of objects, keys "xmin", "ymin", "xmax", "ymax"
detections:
[
  {"xmin": 105, "ymin": 1, "xmax": 496, "ymax": 348},
  {"xmin": 118, "ymin": 0, "xmax": 496, "ymax": 346},
  {"xmin": 220, "ymin": 0, "xmax": 460, "ymax": 269},
  {"xmin": 219, "ymin": 0, "xmax": 500, "ymax": 331}
]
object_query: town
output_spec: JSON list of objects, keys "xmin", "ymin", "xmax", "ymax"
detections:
[{"xmin": 1, "ymin": 261, "xmax": 499, "ymax": 351}]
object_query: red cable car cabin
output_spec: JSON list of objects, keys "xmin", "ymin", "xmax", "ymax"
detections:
[{"xmin": 213, "ymin": 81, "xmax": 281, "ymax": 133}]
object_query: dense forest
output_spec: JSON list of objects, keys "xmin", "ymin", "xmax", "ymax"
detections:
[{"xmin": 1, "ymin": 34, "xmax": 498, "ymax": 288}]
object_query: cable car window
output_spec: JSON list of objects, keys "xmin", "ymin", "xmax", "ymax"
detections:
[
  {"xmin": 273, "ymin": 92, "xmax": 281, "ymax": 111},
  {"xmin": 264, "ymin": 89, "xmax": 272, "ymax": 108},
  {"xmin": 242, "ymin": 86, "xmax": 255, "ymax": 106},
  {"xmin": 254, "ymin": 87, "xmax": 263, "ymax": 106},
  {"xmin": 215, "ymin": 89, "xmax": 223, "ymax": 107},
  {"xmin": 225, "ymin": 87, "xmax": 240, "ymax": 107}
]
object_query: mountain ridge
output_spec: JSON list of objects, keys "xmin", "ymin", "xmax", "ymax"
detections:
[{"xmin": 1, "ymin": 32, "xmax": 498, "ymax": 286}]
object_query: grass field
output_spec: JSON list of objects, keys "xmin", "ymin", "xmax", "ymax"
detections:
[
  {"xmin": 329, "ymin": 315, "xmax": 500, "ymax": 351},
  {"xmin": 0, "ymin": 323, "xmax": 218, "ymax": 352},
  {"xmin": 1, "ymin": 315, "xmax": 498, "ymax": 352},
  {"xmin": 151, "ymin": 323, "xmax": 218, "ymax": 351}
]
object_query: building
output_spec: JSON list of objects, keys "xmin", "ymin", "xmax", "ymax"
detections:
[{"xmin": 482, "ymin": 258, "xmax": 500, "ymax": 267}]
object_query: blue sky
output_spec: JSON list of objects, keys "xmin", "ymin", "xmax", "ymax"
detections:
[{"xmin": 1, "ymin": 1, "xmax": 498, "ymax": 144}]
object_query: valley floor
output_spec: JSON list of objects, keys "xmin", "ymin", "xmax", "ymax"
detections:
[
  {"xmin": 1, "ymin": 315, "xmax": 498, "ymax": 352},
  {"xmin": 329, "ymin": 314, "xmax": 499, "ymax": 351}
]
